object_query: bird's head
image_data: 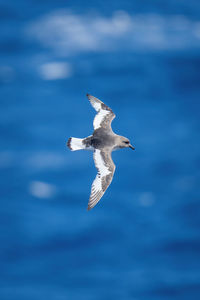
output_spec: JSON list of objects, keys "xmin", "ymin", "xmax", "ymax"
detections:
[{"xmin": 118, "ymin": 137, "xmax": 135, "ymax": 150}]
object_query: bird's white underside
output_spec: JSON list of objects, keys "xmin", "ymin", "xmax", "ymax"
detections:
[
  {"xmin": 94, "ymin": 150, "xmax": 110, "ymax": 177},
  {"xmin": 93, "ymin": 109, "xmax": 110, "ymax": 129},
  {"xmin": 92, "ymin": 101, "xmax": 101, "ymax": 111},
  {"xmin": 91, "ymin": 149, "xmax": 111, "ymax": 196}
]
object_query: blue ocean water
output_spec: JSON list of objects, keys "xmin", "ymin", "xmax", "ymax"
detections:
[{"xmin": 0, "ymin": 1, "xmax": 200, "ymax": 299}]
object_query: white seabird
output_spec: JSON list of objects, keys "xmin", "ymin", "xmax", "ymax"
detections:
[{"xmin": 67, "ymin": 94, "xmax": 135, "ymax": 210}]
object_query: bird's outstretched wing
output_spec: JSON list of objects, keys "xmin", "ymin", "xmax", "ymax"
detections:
[
  {"xmin": 88, "ymin": 149, "xmax": 116, "ymax": 210},
  {"xmin": 86, "ymin": 94, "xmax": 116, "ymax": 130}
]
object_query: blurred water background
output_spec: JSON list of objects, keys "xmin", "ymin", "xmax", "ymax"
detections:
[{"xmin": 0, "ymin": 0, "xmax": 200, "ymax": 299}]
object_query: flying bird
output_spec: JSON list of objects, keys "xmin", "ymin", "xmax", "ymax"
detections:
[{"xmin": 67, "ymin": 94, "xmax": 135, "ymax": 210}]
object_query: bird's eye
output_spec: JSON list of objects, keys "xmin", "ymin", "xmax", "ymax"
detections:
[{"xmin": 124, "ymin": 141, "xmax": 129, "ymax": 144}]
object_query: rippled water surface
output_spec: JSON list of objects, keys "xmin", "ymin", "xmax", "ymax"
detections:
[{"xmin": 0, "ymin": 1, "xmax": 200, "ymax": 299}]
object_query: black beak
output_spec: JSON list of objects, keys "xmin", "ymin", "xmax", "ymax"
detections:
[{"xmin": 129, "ymin": 144, "xmax": 135, "ymax": 150}]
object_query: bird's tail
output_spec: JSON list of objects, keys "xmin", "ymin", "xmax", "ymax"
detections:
[{"xmin": 67, "ymin": 137, "xmax": 85, "ymax": 151}]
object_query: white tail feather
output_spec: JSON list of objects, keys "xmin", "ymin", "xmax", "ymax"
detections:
[{"xmin": 67, "ymin": 137, "xmax": 84, "ymax": 151}]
